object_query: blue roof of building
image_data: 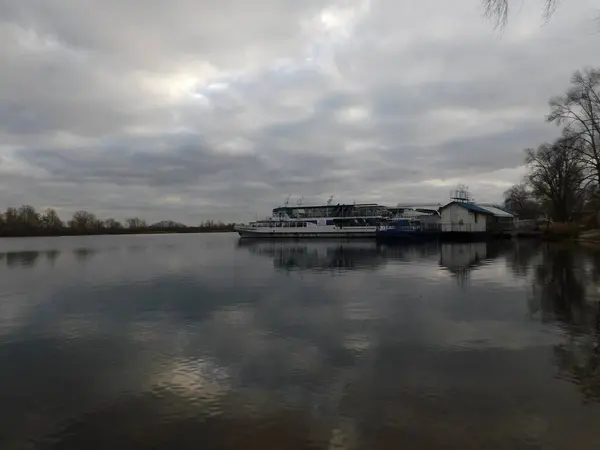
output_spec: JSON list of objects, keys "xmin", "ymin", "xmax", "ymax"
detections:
[{"xmin": 441, "ymin": 201, "xmax": 495, "ymax": 215}]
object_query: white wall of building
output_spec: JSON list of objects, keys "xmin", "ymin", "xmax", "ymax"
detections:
[{"xmin": 440, "ymin": 203, "xmax": 487, "ymax": 232}]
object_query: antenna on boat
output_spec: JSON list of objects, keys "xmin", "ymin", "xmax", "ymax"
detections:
[
  {"xmin": 284, "ymin": 194, "xmax": 291, "ymax": 206},
  {"xmin": 327, "ymin": 195, "xmax": 334, "ymax": 205},
  {"xmin": 296, "ymin": 196, "xmax": 304, "ymax": 206}
]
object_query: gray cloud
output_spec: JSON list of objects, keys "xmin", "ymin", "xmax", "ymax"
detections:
[{"xmin": 1, "ymin": 0, "xmax": 599, "ymax": 222}]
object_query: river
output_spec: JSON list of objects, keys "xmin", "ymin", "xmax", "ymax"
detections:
[{"xmin": 1, "ymin": 234, "xmax": 599, "ymax": 449}]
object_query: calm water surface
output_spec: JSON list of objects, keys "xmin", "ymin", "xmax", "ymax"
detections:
[{"xmin": 1, "ymin": 234, "xmax": 600, "ymax": 449}]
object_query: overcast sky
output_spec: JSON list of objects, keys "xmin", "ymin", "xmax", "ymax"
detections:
[{"xmin": 1, "ymin": 0, "xmax": 599, "ymax": 223}]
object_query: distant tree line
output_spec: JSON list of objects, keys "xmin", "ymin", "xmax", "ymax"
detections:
[
  {"xmin": 0, "ymin": 206, "xmax": 234, "ymax": 237},
  {"xmin": 504, "ymin": 67, "xmax": 600, "ymax": 224}
]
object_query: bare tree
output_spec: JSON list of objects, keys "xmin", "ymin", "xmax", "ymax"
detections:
[
  {"xmin": 484, "ymin": 0, "xmax": 560, "ymax": 27},
  {"xmin": 93, "ymin": 219, "xmax": 106, "ymax": 230},
  {"xmin": 150, "ymin": 220, "xmax": 186, "ymax": 229},
  {"xmin": 18, "ymin": 205, "xmax": 40, "ymax": 229},
  {"xmin": 3, "ymin": 208, "xmax": 18, "ymax": 228},
  {"xmin": 503, "ymin": 183, "xmax": 542, "ymax": 218},
  {"xmin": 526, "ymin": 138, "xmax": 587, "ymax": 221},
  {"xmin": 69, "ymin": 210, "xmax": 98, "ymax": 231},
  {"xmin": 41, "ymin": 208, "xmax": 64, "ymax": 229},
  {"xmin": 548, "ymin": 68, "xmax": 600, "ymax": 185},
  {"xmin": 504, "ymin": 183, "xmax": 529, "ymax": 208},
  {"xmin": 104, "ymin": 218, "xmax": 123, "ymax": 230},
  {"xmin": 126, "ymin": 217, "xmax": 147, "ymax": 230}
]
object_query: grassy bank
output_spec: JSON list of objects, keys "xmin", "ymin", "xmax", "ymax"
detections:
[
  {"xmin": 541, "ymin": 223, "xmax": 580, "ymax": 242},
  {"xmin": 536, "ymin": 222, "xmax": 600, "ymax": 244}
]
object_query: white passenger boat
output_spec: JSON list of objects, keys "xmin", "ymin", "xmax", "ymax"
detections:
[{"xmin": 235, "ymin": 203, "xmax": 390, "ymax": 238}]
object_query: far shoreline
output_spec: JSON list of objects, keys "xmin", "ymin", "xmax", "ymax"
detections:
[{"xmin": 0, "ymin": 228, "xmax": 236, "ymax": 238}]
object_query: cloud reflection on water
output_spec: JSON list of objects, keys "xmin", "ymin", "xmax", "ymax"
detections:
[{"xmin": 0, "ymin": 235, "xmax": 600, "ymax": 449}]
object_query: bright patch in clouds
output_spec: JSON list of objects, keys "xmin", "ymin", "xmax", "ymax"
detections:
[
  {"xmin": 318, "ymin": 0, "xmax": 371, "ymax": 39},
  {"xmin": 141, "ymin": 64, "xmax": 221, "ymax": 102},
  {"xmin": 336, "ymin": 106, "xmax": 370, "ymax": 123}
]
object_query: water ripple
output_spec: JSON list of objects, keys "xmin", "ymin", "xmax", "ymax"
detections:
[{"xmin": 1, "ymin": 236, "xmax": 600, "ymax": 449}]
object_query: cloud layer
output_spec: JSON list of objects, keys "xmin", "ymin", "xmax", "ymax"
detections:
[{"xmin": 1, "ymin": 0, "xmax": 599, "ymax": 222}]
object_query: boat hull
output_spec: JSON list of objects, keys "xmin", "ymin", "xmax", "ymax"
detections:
[{"xmin": 235, "ymin": 225, "xmax": 377, "ymax": 238}]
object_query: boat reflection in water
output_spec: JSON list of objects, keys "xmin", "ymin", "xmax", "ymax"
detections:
[
  {"xmin": 237, "ymin": 239, "xmax": 387, "ymax": 272},
  {"xmin": 236, "ymin": 239, "xmax": 505, "ymax": 274}
]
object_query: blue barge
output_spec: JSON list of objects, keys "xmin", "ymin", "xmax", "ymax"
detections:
[{"xmin": 376, "ymin": 219, "xmax": 440, "ymax": 241}]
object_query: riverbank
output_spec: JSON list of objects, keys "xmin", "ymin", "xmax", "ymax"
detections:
[{"xmin": 532, "ymin": 223, "xmax": 600, "ymax": 244}]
